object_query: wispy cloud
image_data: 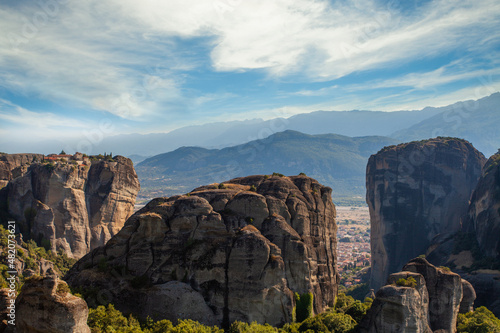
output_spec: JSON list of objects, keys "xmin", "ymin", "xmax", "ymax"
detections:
[
  {"xmin": 0, "ymin": 99, "xmax": 86, "ymax": 129},
  {"xmin": 0, "ymin": 0, "xmax": 499, "ymax": 141}
]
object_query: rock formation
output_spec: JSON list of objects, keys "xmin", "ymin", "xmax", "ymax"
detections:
[
  {"xmin": 66, "ymin": 175, "xmax": 339, "ymax": 327},
  {"xmin": 366, "ymin": 138, "xmax": 486, "ymax": 290},
  {"xmin": 3, "ymin": 155, "xmax": 139, "ymax": 258},
  {"xmin": 460, "ymin": 279, "xmax": 476, "ymax": 313},
  {"xmin": 358, "ymin": 271, "xmax": 432, "ymax": 333},
  {"xmin": 0, "ymin": 153, "xmax": 44, "ymax": 189},
  {"xmin": 0, "ymin": 288, "xmax": 11, "ymax": 332},
  {"xmin": 459, "ymin": 271, "xmax": 500, "ymax": 317},
  {"xmin": 16, "ymin": 275, "xmax": 90, "ymax": 333},
  {"xmin": 359, "ymin": 258, "xmax": 475, "ymax": 333},
  {"xmin": 426, "ymin": 151, "xmax": 500, "ymax": 317},
  {"xmin": 465, "ymin": 151, "xmax": 500, "ymax": 259},
  {"xmin": 403, "ymin": 258, "xmax": 464, "ymax": 332}
]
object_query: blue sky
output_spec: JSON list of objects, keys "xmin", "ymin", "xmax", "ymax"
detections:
[{"xmin": 0, "ymin": 0, "xmax": 499, "ymax": 147}]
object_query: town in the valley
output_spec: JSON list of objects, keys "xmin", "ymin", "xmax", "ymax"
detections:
[{"xmin": 336, "ymin": 206, "xmax": 371, "ymax": 287}]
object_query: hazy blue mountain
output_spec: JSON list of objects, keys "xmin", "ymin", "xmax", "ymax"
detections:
[
  {"xmin": 3, "ymin": 93, "xmax": 497, "ymax": 159},
  {"xmin": 392, "ymin": 93, "xmax": 500, "ymax": 157},
  {"xmin": 127, "ymin": 154, "xmax": 152, "ymax": 164},
  {"xmin": 104, "ymin": 108, "xmax": 435, "ymax": 156},
  {"xmin": 136, "ymin": 130, "xmax": 399, "ymax": 205},
  {"xmin": 12, "ymin": 106, "xmax": 434, "ymax": 156}
]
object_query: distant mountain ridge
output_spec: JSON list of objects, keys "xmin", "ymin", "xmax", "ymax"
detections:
[
  {"xmin": 392, "ymin": 92, "xmax": 500, "ymax": 157},
  {"xmin": 3, "ymin": 93, "xmax": 498, "ymax": 158},
  {"xmin": 136, "ymin": 130, "xmax": 398, "ymax": 205},
  {"xmin": 92, "ymin": 107, "xmax": 438, "ymax": 156},
  {"xmin": 80, "ymin": 92, "xmax": 500, "ymax": 158}
]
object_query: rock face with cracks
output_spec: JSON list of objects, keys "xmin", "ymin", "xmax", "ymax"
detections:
[
  {"xmin": 366, "ymin": 138, "xmax": 485, "ymax": 290},
  {"xmin": 359, "ymin": 258, "xmax": 476, "ymax": 333},
  {"xmin": 0, "ymin": 153, "xmax": 44, "ymax": 190},
  {"xmin": 465, "ymin": 151, "xmax": 500, "ymax": 260},
  {"xmin": 3, "ymin": 156, "xmax": 139, "ymax": 258},
  {"xmin": 15, "ymin": 276, "xmax": 90, "ymax": 333},
  {"xmin": 66, "ymin": 175, "xmax": 339, "ymax": 327},
  {"xmin": 402, "ymin": 258, "xmax": 465, "ymax": 332}
]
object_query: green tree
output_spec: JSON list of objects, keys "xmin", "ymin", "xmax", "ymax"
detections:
[
  {"xmin": 143, "ymin": 319, "xmax": 173, "ymax": 333},
  {"xmin": 457, "ymin": 306, "xmax": 500, "ymax": 333},
  {"xmin": 88, "ymin": 304, "xmax": 128, "ymax": 331},
  {"xmin": 319, "ymin": 312, "xmax": 356, "ymax": 333},
  {"xmin": 298, "ymin": 317, "xmax": 328, "ymax": 333},
  {"xmin": 229, "ymin": 321, "xmax": 278, "ymax": 332},
  {"xmin": 334, "ymin": 293, "xmax": 355, "ymax": 312},
  {"xmin": 170, "ymin": 319, "xmax": 223, "ymax": 333},
  {"xmin": 344, "ymin": 301, "xmax": 367, "ymax": 323}
]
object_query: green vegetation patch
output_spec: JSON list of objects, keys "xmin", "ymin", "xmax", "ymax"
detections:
[
  {"xmin": 395, "ymin": 276, "xmax": 417, "ymax": 288},
  {"xmin": 294, "ymin": 292, "xmax": 314, "ymax": 323},
  {"xmin": 88, "ymin": 303, "xmax": 224, "ymax": 333},
  {"xmin": 457, "ymin": 306, "xmax": 500, "ymax": 333}
]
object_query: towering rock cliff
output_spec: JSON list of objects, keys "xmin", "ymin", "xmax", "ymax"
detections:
[
  {"xmin": 3, "ymin": 156, "xmax": 139, "ymax": 258},
  {"xmin": 66, "ymin": 175, "xmax": 339, "ymax": 327},
  {"xmin": 465, "ymin": 151, "xmax": 500, "ymax": 259},
  {"xmin": 367, "ymin": 138, "xmax": 486, "ymax": 290}
]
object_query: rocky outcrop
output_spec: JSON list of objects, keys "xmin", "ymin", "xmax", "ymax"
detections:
[
  {"xmin": 403, "ymin": 258, "xmax": 464, "ymax": 332},
  {"xmin": 367, "ymin": 138, "xmax": 486, "ymax": 290},
  {"xmin": 0, "ymin": 289, "xmax": 11, "ymax": 332},
  {"xmin": 66, "ymin": 175, "xmax": 339, "ymax": 327},
  {"xmin": 465, "ymin": 151, "xmax": 500, "ymax": 259},
  {"xmin": 460, "ymin": 279, "xmax": 476, "ymax": 313},
  {"xmin": 460, "ymin": 271, "xmax": 500, "ymax": 317},
  {"xmin": 4, "ymin": 156, "xmax": 139, "ymax": 258},
  {"xmin": 358, "ymin": 272, "xmax": 432, "ymax": 333},
  {"xmin": 0, "ymin": 153, "xmax": 44, "ymax": 189},
  {"xmin": 359, "ymin": 258, "xmax": 475, "ymax": 333},
  {"xmin": 16, "ymin": 276, "xmax": 90, "ymax": 333}
]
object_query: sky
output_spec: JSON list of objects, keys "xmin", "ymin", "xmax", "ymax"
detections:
[{"xmin": 0, "ymin": 0, "xmax": 500, "ymax": 148}]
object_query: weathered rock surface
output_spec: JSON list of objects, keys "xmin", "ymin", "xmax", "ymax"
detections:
[
  {"xmin": 0, "ymin": 289, "xmax": 11, "ymax": 332},
  {"xmin": 360, "ymin": 258, "xmax": 476, "ymax": 333},
  {"xmin": 403, "ymin": 258, "xmax": 464, "ymax": 332},
  {"xmin": 367, "ymin": 138, "xmax": 486, "ymax": 290},
  {"xmin": 465, "ymin": 151, "xmax": 500, "ymax": 259},
  {"xmin": 460, "ymin": 279, "xmax": 476, "ymax": 313},
  {"xmin": 460, "ymin": 270, "xmax": 500, "ymax": 318},
  {"xmin": 358, "ymin": 283, "xmax": 432, "ymax": 333},
  {"xmin": 66, "ymin": 175, "xmax": 339, "ymax": 327},
  {"xmin": 16, "ymin": 276, "xmax": 90, "ymax": 333},
  {"xmin": 426, "ymin": 150, "xmax": 500, "ymax": 318},
  {"xmin": 0, "ymin": 154, "xmax": 44, "ymax": 190},
  {"xmin": 3, "ymin": 156, "xmax": 139, "ymax": 258}
]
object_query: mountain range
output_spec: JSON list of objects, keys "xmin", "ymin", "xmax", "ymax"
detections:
[
  {"xmin": 3, "ymin": 93, "xmax": 498, "ymax": 160},
  {"xmin": 96, "ymin": 92, "xmax": 500, "ymax": 160},
  {"xmin": 136, "ymin": 131, "xmax": 398, "ymax": 205}
]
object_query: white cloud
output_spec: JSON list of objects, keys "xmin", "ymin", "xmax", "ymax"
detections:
[
  {"xmin": 381, "ymin": 83, "xmax": 500, "ymax": 112},
  {"xmin": 0, "ymin": 0, "xmax": 499, "ymax": 125},
  {"xmin": 339, "ymin": 62, "xmax": 500, "ymax": 92},
  {"xmin": 0, "ymin": 1, "xmax": 188, "ymax": 120},
  {"xmin": 0, "ymin": 99, "xmax": 88, "ymax": 129}
]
